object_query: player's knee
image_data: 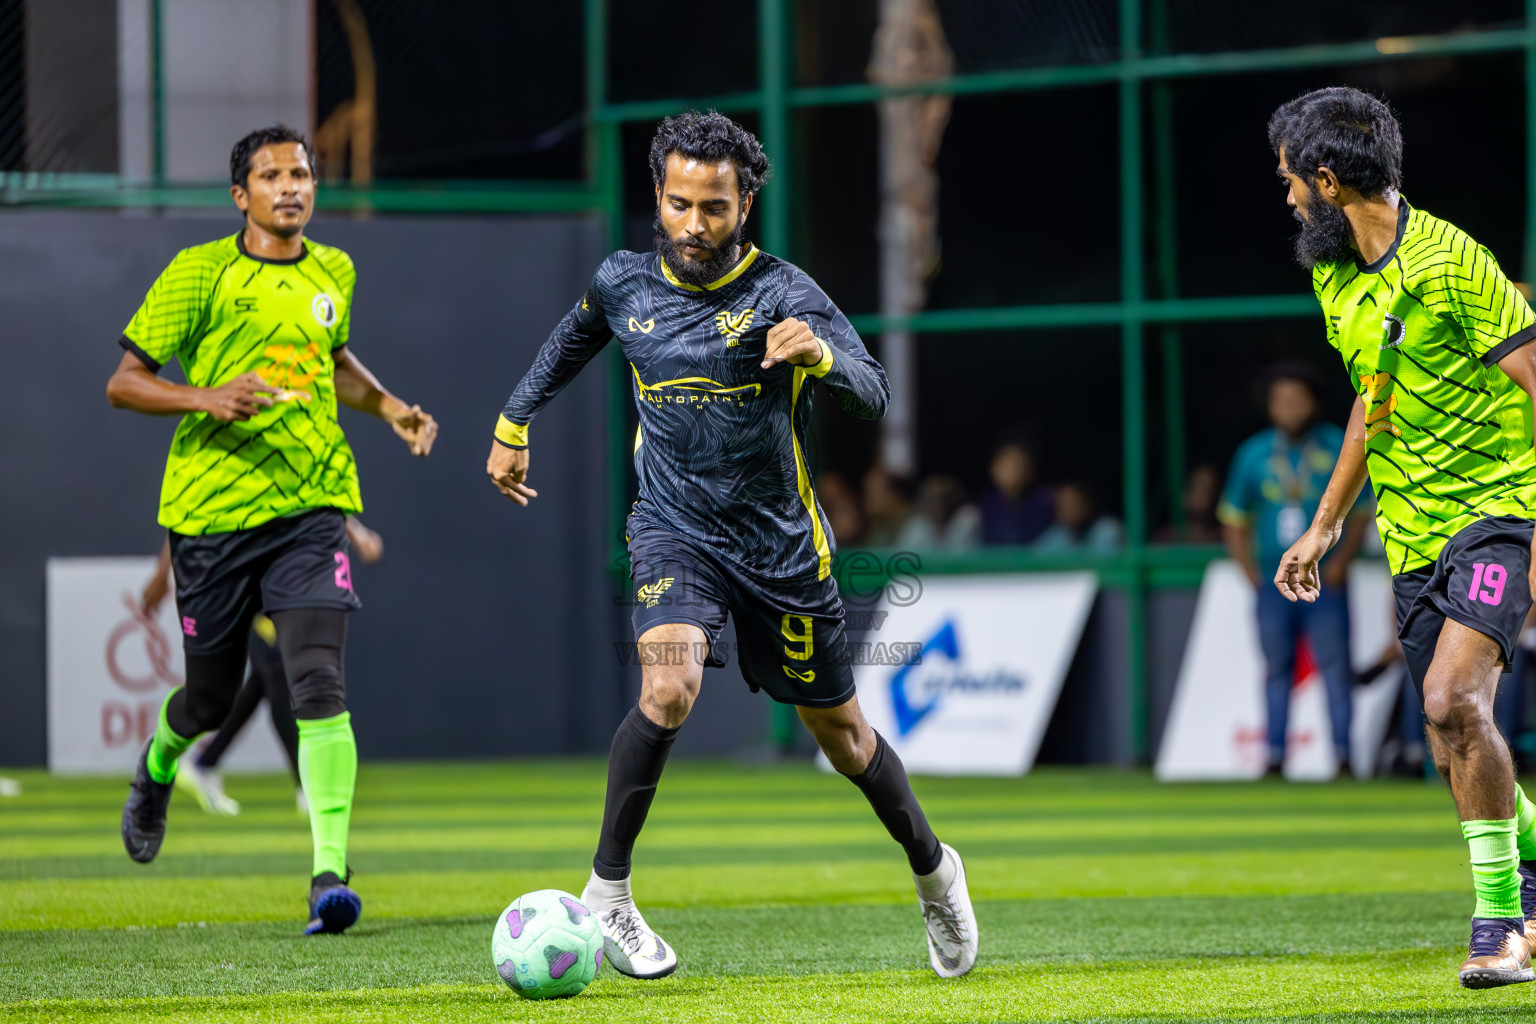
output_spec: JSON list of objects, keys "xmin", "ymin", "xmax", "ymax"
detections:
[
  {"xmin": 1420, "ymin": 682, "xmax": 1483, "ymax": 743},
  {"xmin": 639, "ymin": 671, "xmax": 698, "ymax": 727},
  {"xmin": 805, "ymin": 715, "xmax": 871, "ymax": 773},
  {"xmin": 286, "ymin": 648, "xmax": 347, "ymax": 720}
]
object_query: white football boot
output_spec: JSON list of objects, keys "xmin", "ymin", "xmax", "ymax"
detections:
[
  {"xmin": 173, "ymin": 760, "xmax": 239, "ymax": 816},
  {"xmin": 915, "ymin": 843, "xmax": 978, "ymax": 977},
  {"xmin": 580, "ymin": 871, "xmax": 679, "ymax": 979}
]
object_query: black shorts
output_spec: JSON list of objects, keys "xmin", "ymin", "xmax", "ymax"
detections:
[
  {"xmin": 627, "ymin": 527, "xmax": 854, "ymax": 708},
  {"xmin": 1393, "ymin": 515, "xmax": 1534, "ymax": 692},
  {"xmin": 170, "ymin": 508, "xmax": 361, "ymax": 656}
]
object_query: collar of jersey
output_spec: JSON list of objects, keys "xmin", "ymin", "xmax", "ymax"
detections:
[
  {"xmin": 658, "ymin": 243, "xmax": 760, "ymax": 292},
  {"xmin": 236, "ymin": 231, "xmax": 310, "ymax": 266},
  {"xmin": 1354, "ymin": 197, "xmax": 1409, "ymax": 275}
]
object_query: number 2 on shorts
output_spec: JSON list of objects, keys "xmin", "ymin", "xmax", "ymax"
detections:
[
  {"xmin": 1468, "ymin": 562, "xmax": 1506, "ymax": 606},
  {"xmin": 781, "ymin": 613, "xmax": 814, "ymax": 661}
]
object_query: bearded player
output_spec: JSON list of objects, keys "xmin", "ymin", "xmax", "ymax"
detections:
[
  {"xmin": 107, "ymin": 124, "xmax": 437, "ymax": 935},
  {"xmin": 485, "ymin": 111, "xmax": 977, "ymax": 979},
  {"xmin": 1270, "ymin": 87, "xmax": 1536, "ymax": 987}
]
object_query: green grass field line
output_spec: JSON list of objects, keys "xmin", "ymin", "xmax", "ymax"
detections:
[
  {"xmin": 0, "ymin": 763, "xmax": 1515, "ymax": 1023},
  {"xmin": 6, "ymin": 952, "xmax": 1536, "ymax": 1024}
]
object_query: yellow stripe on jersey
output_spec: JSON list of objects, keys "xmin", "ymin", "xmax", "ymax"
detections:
[
  {"xmin": 790, "ymin": 367, "xmax": 832, "ymax": 581},
  {"xmin": 658, "ymin": 244, "xmax": 761, "ymax": 292},
  {"xmin": 805, "ymin": 338, "xmax": 834, "ymax": 378}
]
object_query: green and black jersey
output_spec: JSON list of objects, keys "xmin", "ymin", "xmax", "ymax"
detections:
[
  {"xmin": 1313, "ymin": 199, "xmax": 1536, "ymax": 574},
  {"xmin": 122, "ymin": 233, "xmax": 363, "ymax": 535}
]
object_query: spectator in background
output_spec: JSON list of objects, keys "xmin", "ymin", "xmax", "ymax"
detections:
[
  {"xmin": 817, "ymin": 471, "xmax": 865, "ymax": 546},
  {"xmin": 1218, "ymin": 363, "xmax": 1370, "ymax": 776},
  {"xmin": 980, "ymin": 434, "xmax": 1054, "ymax": 545},
  {"xmin": 896, "ymin": 475, "xmax": 981, "ymax": 550},
  {"xmin": 1035, "ymin": 482, "xmax": 1124, "ymax": 552},
  {"xmin": 862, "ymin": 466, "xmax": 914, "ymax": 547},
  {"xmin": 1155, "ymin": 463, "xmax": 1223, "ymax": 544}
]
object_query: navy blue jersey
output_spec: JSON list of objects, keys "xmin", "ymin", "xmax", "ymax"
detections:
[{"xmin": 497, "ymin": 245, "xmax": 888, "ymax": 582}]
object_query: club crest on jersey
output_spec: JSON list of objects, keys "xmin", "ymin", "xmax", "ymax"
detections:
[
  {"xmin": 714, "ymin": 308, "xmax": 754, "ymax": 347},
  {"xmin": 637, "ymin": 578, "xmax": 674, "ymax": 608},
  {"xmin": 1380, "ymin": 312, "xmax": 1406, "ymax": 349},
  {"xmin": 628, "ymin": 316, "xmax": 656, "ymax": 334},
  {"xmin": 312, "ymin": 293, "xmax": 338, "ymax": 328}
]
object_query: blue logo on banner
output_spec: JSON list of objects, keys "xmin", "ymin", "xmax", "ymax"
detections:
[
  {"xmin": 891, "ymin": 620, "xmax": 960, "ymax": 736},
  {"xmin": 889, "ymin": 619, "xmax": 1029, "ymax": 737}
]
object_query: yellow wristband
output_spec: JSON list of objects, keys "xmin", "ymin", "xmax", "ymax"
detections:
[
  {"xmin": 805, "ymin": 337, "xmax": 834, "ymax": 378},
  {"xmin": 494, "ymin": 414, "xmax": 529, "ymax": 448}
]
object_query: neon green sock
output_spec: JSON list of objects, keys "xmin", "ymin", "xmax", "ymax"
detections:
[
  {"xmin": 297, "ymin": 712, "xmax": 356, "ymax": 879},
  {"xmin": 145, "ymin": 691, "xmax": 195, "ymax": 785},
  {"xmin": 1516, "ymin": 786, "xmax": 1536, "ymax": 862},
  {"xmin": 1463, "ymin": 818, "xmax": 1522, "ymax": 918}
]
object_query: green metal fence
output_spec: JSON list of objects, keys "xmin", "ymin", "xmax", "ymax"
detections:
[{"xmin": 7, "ymin": 0, "xmax": 1535, "ymax": 759}]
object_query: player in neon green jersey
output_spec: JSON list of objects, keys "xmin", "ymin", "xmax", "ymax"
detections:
[
  {"xmin": 106, "ymin": 124, "xmax": 437, "ymax": 935},
  {"xmin": 1269, "ymin": 87, "xmax": 1536, "ymax": 988}
]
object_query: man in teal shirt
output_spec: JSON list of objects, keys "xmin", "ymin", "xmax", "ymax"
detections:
[{"xmin": 1219, "ymin": 364, "xmax": 1369, "ymax": 774}]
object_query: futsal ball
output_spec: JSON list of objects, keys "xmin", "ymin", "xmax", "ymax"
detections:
[{"xmin": 491, "ymin": 889, "xmax": 604, "ymax": 999}]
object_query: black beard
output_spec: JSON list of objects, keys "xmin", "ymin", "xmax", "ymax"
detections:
[
  {"xmin": 1292, "ymin": 181, "xmax": 1356, "ymax": 268},
  {"xmin": 654, "ymin": 213, "xmax": 746, "ymax": 286}
]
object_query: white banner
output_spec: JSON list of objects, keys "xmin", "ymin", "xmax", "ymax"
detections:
[
  {"xmin": 46, "ymin": 557, "xmax": 288, "ymax": 775},
  {"xmin": 1155, "ymin": 559, "xmax": 1402, "ymax": 781},
  {"xmin": 827, "ymin": 573, "xmax": 1098, "ymax": 776}
]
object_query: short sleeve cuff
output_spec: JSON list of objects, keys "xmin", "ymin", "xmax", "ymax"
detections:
[
  {"xmin": 1216, "ymin": 501, "xmax": 1250, "ymax": 528},
  {"xmin": 493, "ymin": 414, "xmax": 529, "ymax": 449},
  {"xmin": 119, "ymin": 336, "xmax": 162, "ymax": 372},
  {"xmin": 1481, "ymin": 322, "xmax": 1536, "ymax": 367},
  {"xmin": 804, "ymin": 338, "xmax": 834, "ymax": 378}
]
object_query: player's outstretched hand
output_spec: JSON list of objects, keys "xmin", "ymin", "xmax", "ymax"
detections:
[
  {"xmin": 487, "ymin": 442, "xmax": 538, "ymax": 506},
  {"xmin": 201, "ymin": 372, "xmax": 275, "ymax": 422},
  {"xmin": 1273, "ymin": 526, "xmax": 1336, "ymax": 604},
  {"xmin": 762, "ymin": 318, "xmax": 827, "ymax": 370},
  {"xmin": 390, "ymin": 404, "xmax": 437, "ymax": 456}
]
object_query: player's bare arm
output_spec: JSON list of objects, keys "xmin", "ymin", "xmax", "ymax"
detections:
[
  {"xmin": 332, "ymin": 346, "xmax": 437, "ymax": 457},
  {"xmin": 107, "ymin": 351, "xmax": 275, "ymax": 422},
  {"xmin": 1274, "ymin": 394, "xmax": 1369, "ymax": 603},
  {"xmin": 760, "ymin": 318, "xmax": 828, "ymax": 369},
  {"xmin": 1496, "ymin": 341, "xmax": 1536, "ymax": 595}
]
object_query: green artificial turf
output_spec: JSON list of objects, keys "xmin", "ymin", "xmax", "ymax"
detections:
[{"xmin": 0, "ymin": 761, "xmax": 1529, "ymax": 1022}]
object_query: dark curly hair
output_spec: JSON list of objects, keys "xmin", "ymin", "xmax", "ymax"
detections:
[
  {"xmin": 1268, "ymin": 87, "xmax": 1401, "ymax": 198},
  {"xmin": 649, "ymin": 110, "xmax": 770, "ymax": 203},
  {"xmin": 230, "ymin": 124, "xmax": 311, "ymax": 187}
]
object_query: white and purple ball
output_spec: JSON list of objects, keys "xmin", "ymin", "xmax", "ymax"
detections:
[{"xmin": 490, "ymin": 889, "xmax": 604, "ymax": 999}]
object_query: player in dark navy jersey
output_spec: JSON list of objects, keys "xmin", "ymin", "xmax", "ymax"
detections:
[{"xmin": 486, "ymin": 111, "xmax": 977, "ymax": 980}]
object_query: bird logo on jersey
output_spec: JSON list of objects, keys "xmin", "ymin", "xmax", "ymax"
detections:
[
  {"xmin": 714, "ymin": 308, "xmax": 755, "ymax": 347},
  {"xmin": 628, "ymin": 316, "xmax": 656, "ymax": 334},
  {"xmin": 637, "ymin": 578, "xmax": 675, "ymax": 608}
]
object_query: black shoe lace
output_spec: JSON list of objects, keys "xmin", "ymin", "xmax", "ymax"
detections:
[
  {"xmin": 1470, "ymin": 919, "xmax": 1517, "ymax": 958},
  {"xmin": 921, "ymin": 895, "xmax": 966, "ymax": 948},
  {"xmin": 602, "ymin": 907, "xmax": 647, "ymax": 955}
]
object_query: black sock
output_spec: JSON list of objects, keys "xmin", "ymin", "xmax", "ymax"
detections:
[
  {"xmin": 844, "ymin": 732, "xmax": 942, "ymax": 875},
  {"xmin": 196, "ymin": 673, "xmax": 264, "ymax": 768},
  {"xmin": 593, "ymin": 706, "xmax": 679, "ymax": 881}
]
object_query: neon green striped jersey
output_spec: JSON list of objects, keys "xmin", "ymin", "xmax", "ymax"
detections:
[
  {"xmin": 1313, "ymin": 199, "xmax": 1536, "ymax": 574},
  {"xmin": 122, "ymin": 233, "xmax": 363, "ymax": 535}
]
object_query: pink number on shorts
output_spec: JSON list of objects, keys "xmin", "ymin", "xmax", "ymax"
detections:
[
  {"xmin": 1469, "ymin": 563, "xmax": 1486, "ymax": 601},
  {"xmin": 334, "ymin": 551, "xmax": 354, "ymax": 593},
  {"xmin": 1481, "ymin": 563, "xmax": 1507, "ymax": 606}
]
